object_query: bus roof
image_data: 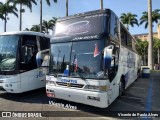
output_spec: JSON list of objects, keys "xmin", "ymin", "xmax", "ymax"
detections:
[
  {"xmin": 57, "ymin": 9, "xmax": 111, "ymax": 22},
  {"xmin": 0, "ymin": 31, "xmax": 51, "ymax": 38}
]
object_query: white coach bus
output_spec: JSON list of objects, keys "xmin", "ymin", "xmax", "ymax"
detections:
[
  {"xmin": 0, "ymin": 31, "xmax": 50, "ymax": 93},
  {"xmin": 37, "ymin": 9, "xmax": 141, "ymax": 108}
]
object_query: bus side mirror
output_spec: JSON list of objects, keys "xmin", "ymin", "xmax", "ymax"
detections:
[
  {"xmin": 36, "ymin": 49, "xmax": 50, "ymax": 67},
  {"xmin": 103, "ymin": 45, "xmax": 114, "ymax": 69}
]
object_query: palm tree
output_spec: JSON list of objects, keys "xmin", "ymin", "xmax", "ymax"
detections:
[
  {"xmin": 0, "ymin": 2, "xmax": 5, "ymax": 21},
  {"xmin": 66, "ymin": 0, "xmax": 68, "ymax": 16},
  {"xmin": 42, "ymin": 20, "xmax": 50, "ymax": 34},
  {"xmin": 100, "ymin": 0, "xmax": 103, "ymax": 12},
  {"xmin": 120, "ymin": 13, "xmax": 139, "ymax": 30},
  {"xmin": 48, "ymin": 17, "xmax": 57, "ymax": 30},
  {"xmin": 140, "ymin": 9, "xmax": 160, "ymax": 29},
  {"xmin": 154, "ymin": 38, "xmax": 160, "ymax": 63},
  {"xmin": 13, "ymin": 0, "xmax": 37, "ymax": 31},
  {"xmin": 148, "ymin": 0, "xmax": 153, "ymax": 69},
  {"xmin": 42, "ymin": 19, "xmax": 56, "ymax": 34},
  {"xmin": 0, "ymin": 1, "xmax": 18, "ymax": 32},
  {"xmin": 139, "ymin": 11, "xmax": 148, "ymax": 29},
  {"xmin": 136, "ymin": 39, "xmax": 148, "ymax": 65},
  {"xmin": 30, "ymin": 25, "xmax": 41, "ymax": 32},
  {"xmin": 24, "ymin": 28, "xmax": 30, "ymax": 31},
  {"xmin": 40, "ymin": 0, "xmax": 57, "ymax": 33}
]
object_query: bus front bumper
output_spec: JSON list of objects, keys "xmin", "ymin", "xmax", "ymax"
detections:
[{"xmin": 46, "ymin": 85, "xmax": 109, "ymax": 108}]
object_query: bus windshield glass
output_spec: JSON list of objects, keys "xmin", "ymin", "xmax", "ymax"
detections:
[
  {"xmin": 50, "ymin": 40, "xmax": 106, "ymax": 79},
  {"xmin": 0, "ymin": 35, "xmax": 19, "ymax": 71}
]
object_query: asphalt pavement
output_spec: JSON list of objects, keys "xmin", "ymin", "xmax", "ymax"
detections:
[{"xmin": 0, "ymin": 71, "xmax": 160, "ymax": 120}]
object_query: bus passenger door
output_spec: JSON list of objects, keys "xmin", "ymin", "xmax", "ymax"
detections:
[
  {"xmin": 108, "ymin": 42, "xmax": 119, "ymax": 104},
  {"xmin": 20, "ymin": 35, "xmax": 44, "ymax": 92}
]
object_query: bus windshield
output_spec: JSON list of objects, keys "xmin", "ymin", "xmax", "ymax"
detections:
[
  {"xmin": 0, "ymin": 35, "xmax": 19, "ymax": 71},
  {"xmin": 50, "ymin": 40, "xmax": 106, "ymax": 79}
]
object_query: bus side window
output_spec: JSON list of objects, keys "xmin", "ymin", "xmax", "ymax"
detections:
[
  {"xmin": 110, "ymin": 13, "xmax": 119, "ymax": 40},
  {"xmin": 39, "ymin": 37, "xmax": 50, "ymax": 50},
  {"xmin": 20, "ymin": 35, "xmax": 38, "ymax": 72},
  {"xmin": 120, "ymin": 24, "xmax": 128, "ymax": 46}
]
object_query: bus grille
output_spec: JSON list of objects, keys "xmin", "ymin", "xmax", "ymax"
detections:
[{"xmin": 56, "ymin": 82, "xmax": 84, "ymax": 88}]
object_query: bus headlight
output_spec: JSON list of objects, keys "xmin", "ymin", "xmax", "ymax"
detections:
[
  {"xmin": 84, "ymin": 85, "xmax": 108, "ymax": 91},
  {"xmin": 46, "ymin": 80, "xmax": 56, "ymax": 86}
]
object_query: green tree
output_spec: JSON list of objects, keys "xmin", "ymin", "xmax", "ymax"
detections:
[
  {"xmin": 40, "ymin": 0, "xmax": 57, "ymax": 33},
  {"xmin": 24, "ymin": 28, "xmax": 30, "ymax": 31},
  {"xmin": 30, "ymin": 25, "xmax": 41, "ymax": 32},
  {"xmin": 42, "ymin": 19, "xmax": 56, "ymax": 34},
  {"xmin": 154, "ymin": 38, "xmax": 160, "ymax": 63},
  {"xmin": 42, "ymin": 20, "xmax": 50, "ymax": 34},
  {"xmin": 120, "ymin": 12, "xmax": 139, "ymax": 30},
  {"xmin": 0, "ymin": 1, "xmax": 18, "ymax": 32},
  {"xmin": 140, "ymin": 9, "xmax": 160, "ymax": 29},
  {"xmin": 48, "ymin": 17, "xmax": 57, "ymax": 30},
  {"xmin": 136, "ymin": 39, "xmax": 148, "ymax": 65},
  {"xmin": 13, "ymin": 0, "xmax": 37, "ymax": 31},
  {"xmin": 0, "ymin": 2, "xmax": 5, "ymax": 20}
]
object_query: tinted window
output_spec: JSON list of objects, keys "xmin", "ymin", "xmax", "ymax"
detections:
[
  {"xmin": 40, "ymin": 37, "xmax": 50, "ymax": 50},
  {"xmin": 110, "ymin": 13, "xmax": 119, "ymax": 40},
  {"xmin": 127, "ymin": 35, "xmax": 132, "ymax": 47},
  {"xmin": 121, "ymin": 25, "xmax": 127, "ymax": 45},
  {"xmin": 54, "ymin": 14, "xmax": 107, "ymax": 37},
  {"xmin": 20, "ymin": 35, "xmax": 38, "ymax": 72}
]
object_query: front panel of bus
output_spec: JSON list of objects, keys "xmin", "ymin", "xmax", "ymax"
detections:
[{"xmin": 0, "ymin": 35, "xmax": 21, "ymax": 93}]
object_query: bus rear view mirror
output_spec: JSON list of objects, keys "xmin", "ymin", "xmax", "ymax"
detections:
[
  {"xmin": 103, "ymin": 45, "xmax": 114, "ymax": 69},
  {"xmin": 36, "ymin": 49, "xmax": 50, "ymax": 67}
]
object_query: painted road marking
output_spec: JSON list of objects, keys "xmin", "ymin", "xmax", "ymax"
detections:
[{"xmin": 145, "ymin": 77, "xmax": 153, "ymax": 111}]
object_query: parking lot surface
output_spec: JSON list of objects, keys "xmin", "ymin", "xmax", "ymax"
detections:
[{"xmin": 0, "ymin": 71, "xmax": 160, "ymax": 120}]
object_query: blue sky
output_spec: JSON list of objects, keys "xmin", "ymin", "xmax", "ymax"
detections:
[{"xmin": 0, "ymin": 0, "xmax": 160, "ymax": 35}]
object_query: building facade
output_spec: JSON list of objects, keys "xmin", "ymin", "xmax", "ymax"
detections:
[{"xmin": 133, "ymin": 24, "xmax": 160, "ymax": 41}]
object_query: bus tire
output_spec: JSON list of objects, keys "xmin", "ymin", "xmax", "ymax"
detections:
[
  {"xmin": 119, "ymin": 78, "xmax": 125, "ymax": 97},
  {"xmin": 136, "ymin": 69, "xmax": 140, "ymax": 80}
]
